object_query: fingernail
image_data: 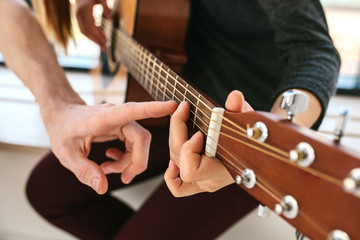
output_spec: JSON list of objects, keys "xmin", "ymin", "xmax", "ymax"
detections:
[
  {"xmin": 123, "ymin": 175, "xmax": 135, "ymax": 184},
  {"xmin": 92, "ymin": 177, "xmax": 100, "ymax": 193},
  {"xmin": 191, "ymin": 131, "xmax": 201, "ymax": 139}
]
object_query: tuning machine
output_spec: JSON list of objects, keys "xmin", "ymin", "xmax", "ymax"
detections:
[
  {"xmin": 235, "ymin": 168, "xmax": 256, "ymax": 189},
  {"xmin": 334, "ymin": 108, "xmax": 350, "ymax": 143},
  {"xmin": 246, "ymin": 122, "xmax": 268, "ymax": 142},
  {"xmin": 289, "ymin": 142, "xmax": 315, "ymax": 167},
  {"xmin": 280, "ymin": 90, "xmax": 309, "ymax": 122},
  {"xmin": 343, "ymin": 168, "xmax": 360, "ymax": 197},
  {"xmin": 274, "ymin": 195, "xmax": 299, "ymax": 219},
  {"xmin": 327, "ymin": 230, "xmax": 350, "ymax": 240}
]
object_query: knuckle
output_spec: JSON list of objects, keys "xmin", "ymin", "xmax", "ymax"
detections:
[
  {"xmin": 169, "ymin": 188, "xmax": 182, "ymax": 198},
  {"xmin": 169, "ymin": 114, "xmax": 178, "ymax": 126},
  {"xmin": 75, "ymin": 165, "xmax": 89, "ymax": 184},
  {"xmin": 180, "ymin": 170, "xmax": 194, "ymax": 183},
  {"xmin": 199, "ymin": 182, "xmax": 219, "ymax": 193},
  {"xmin": 180, "ymin": 142, "xmax": 192, "ymax": 157},
  {"xmin": 136, "ymin": 161, "xmax": 148, "ymax": 173},
  {"xmin": 141, "ymin": 129, "xmax": 152, "ymax": 142},
  {"xmin": 173, "ymin": 192, "xmax": 182, "ymax": 198}
]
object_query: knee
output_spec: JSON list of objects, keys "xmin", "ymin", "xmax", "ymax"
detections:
[{"xmin": 25, "ymin": 152, "xmax": 70, "ymax": 220}]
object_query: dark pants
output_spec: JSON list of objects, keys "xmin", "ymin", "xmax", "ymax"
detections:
[{"xmin": 26, "ymin": 127, "xmax": 258, "ymax": 240}]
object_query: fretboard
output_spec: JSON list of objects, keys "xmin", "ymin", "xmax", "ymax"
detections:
[{"xmin": 104, "ymin": 19, "xmax": 217, "ymax": 135}]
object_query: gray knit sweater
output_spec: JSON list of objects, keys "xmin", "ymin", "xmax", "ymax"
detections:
[{"xmin": 182, "ymin": 0, "xmax": 340, "ymax": 129}]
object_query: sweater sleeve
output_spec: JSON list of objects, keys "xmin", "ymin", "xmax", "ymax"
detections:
[{"xmin": 258, "ymin": 0, "xmax": 341, "ymax": 129}]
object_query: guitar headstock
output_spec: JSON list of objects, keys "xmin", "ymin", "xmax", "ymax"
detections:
[{"xmin": 217, "ymin": 92, "xmax": 360, "ymax": 240}]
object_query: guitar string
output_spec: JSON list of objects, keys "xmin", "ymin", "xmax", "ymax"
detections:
[
  {"xmin": 104, "ymin": 20, "xmax": 344, "ymax": 187},
  {"xmin": 123, "ymin": 36, "xmax": 332, "ymax": 240},
  {"xmin": 108, "ymin": 22, "xmax": 290, "ymax": 157},
  {"xmin": 121, "ymin": 42, "xmax": 343, "ymax": 189},
  {"xmin": 111, "ymin": 22, "xmax": 344, "ymax": 187},
  {"xmin": 102, "ymin": 19, "xmax": 335, "ymax": 237}
]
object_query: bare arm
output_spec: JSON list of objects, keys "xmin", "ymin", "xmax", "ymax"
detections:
[
  {"xmin": 0, "ymin": 0, "xmax": 177, "ymax": 194},
  {"xmin": 0, "ymin": 0, "xmax": 84, "ymax": 113}
]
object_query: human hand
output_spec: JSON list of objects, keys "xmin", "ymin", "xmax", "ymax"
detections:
[
  {"xmin": 165, "ymin": 90, "xmax": 253, "ymax": 197},
  {"xmin": 76, "ymin": 0, "xmax": 111, "ymax": 51},
  {"xmin": 44, "ymin": 100, "xmax": 177, "ymax": 195}
]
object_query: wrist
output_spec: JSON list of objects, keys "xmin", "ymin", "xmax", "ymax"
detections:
[{"xmin": 37, "ymin": 80, "xmax": 85, "ymax": 128}]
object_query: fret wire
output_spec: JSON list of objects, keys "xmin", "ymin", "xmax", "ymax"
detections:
[
  {"xmin": 148, "ymin": 52, "xmax": 154, "ymax": 94},
  {"xmin": 144, "ymin": 50, "xmax": 149, "ymax": 91},
  {"xmin": 142, "ymin": 47, "xmax": 148, "ymax": 87},
  {"xmin": 144, "ymin": 51, "xmax": 149, "ymax": 92},
  {"xmin": 193, "ymin": 94, "xmax": 201, "ymax": 131},
  {"xmin": 183, "ymin": 83, "xmax": 189, "ymax": 101},
  {"xmin": 156, "ymin": 62, "xmax": 163, "ymax": 101},
  {"xmin": 164, "ymin": 69, "xmax": 170, "ymax": 101},
  {"xmin": 150, "ymin": 55, "xmax": 155, "ymax": 97},
  {"xmin": 172, "ymin": 76, "xmax": 178, "ymax": 101}
]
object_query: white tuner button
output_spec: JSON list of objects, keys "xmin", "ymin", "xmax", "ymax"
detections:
[
  {"xmin": 289, "ymin": 142, "xmax": 315, "ymax": 167},
  {"xmin": 246, "ymin": 121, "xmax": 268, "ymax": 142},
  {"xmin": 235, "ymin": 168, "xmax": 256, "ymax": 189},
  {"xmin": 274, "ymin": 195, "xmax": 299, "ymax": 219},
  {"xmin": 343, "ymin": 168, "xmax": 360, "ymax": 197}
]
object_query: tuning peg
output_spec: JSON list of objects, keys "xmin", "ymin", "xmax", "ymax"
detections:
[
  {"xmin": 235, "ymin": 169, "xmax": 256, "ymax": 189},
  {"xmin": 274, "ymin": 195, "xmax": 299, "ymax": 219},
  {"xmin": 246, "ymin": 122, "xmax": 268, "ymax": 142},
  {"xmin": 280, "ymin": 90, "xmax": 309, "ymax": 122},
  {"xmin": 289, "ymin": 142, "xmax": 315, "ymax": 167},
  {"xmin": 334, "ymin": 108, "xmax": 350, "ymax": 143},
  {"xmin": 327, "ymin": 230, "xmax": 350, "ymax": 240},
  {"xmin": 343, "ymin": 168, "xmax": 360, "ymax": 197}
]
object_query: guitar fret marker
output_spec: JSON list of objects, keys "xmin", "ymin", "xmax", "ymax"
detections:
[{"xmin": 205, "ymin": 107, "xmax": 225, "ymax": 157}]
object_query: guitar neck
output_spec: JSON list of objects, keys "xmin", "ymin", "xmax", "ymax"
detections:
[{"xmin": 109, "ymin": 22, "xmax": 217, "ymax": 135}]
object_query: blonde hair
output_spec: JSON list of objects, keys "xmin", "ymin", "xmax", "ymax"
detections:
[{"xmin": 32, "ymin": 0, "xmax": 73, "ymax": 49}]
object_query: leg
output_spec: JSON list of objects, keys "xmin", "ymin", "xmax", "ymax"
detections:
[
  {"xmin": 114, "ymin": 183, "xmax": 258, "ymax": 239},
  {"xmin": 26, "ymin": 127, "xmax": 169, "ymax": 240}
]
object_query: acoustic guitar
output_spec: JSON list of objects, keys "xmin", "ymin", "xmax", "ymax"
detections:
[{"xmin": 102, "ymin": 0, "xmax": 360, "ymax": 239}]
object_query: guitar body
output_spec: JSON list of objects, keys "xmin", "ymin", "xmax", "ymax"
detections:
[{"xmin": 110, "ymin": 0, "xmax": 189, "ymax": 126}]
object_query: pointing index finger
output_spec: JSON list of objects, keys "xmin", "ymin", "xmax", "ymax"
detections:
[{"xmin": 105, "ymin": 100, "xmax": 177, "ymax": 126}]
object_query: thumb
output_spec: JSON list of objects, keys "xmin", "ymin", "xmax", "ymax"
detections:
[
  {"xmin": 72, "ymin": 157, "xmax": 108, "ymax": 194},
  {"xmin": 225, "ymin": 90, "xmax": 254, "ymax": 113}
]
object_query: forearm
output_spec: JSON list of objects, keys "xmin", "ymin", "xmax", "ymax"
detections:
[{"xmin": 0, "ymin": 0, "xmax": 84, "ymax": 121}]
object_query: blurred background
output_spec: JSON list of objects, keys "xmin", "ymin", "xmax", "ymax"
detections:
[{"xmin": 0, "ymin": 0, "xmax": 360, "ymax": 239}]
